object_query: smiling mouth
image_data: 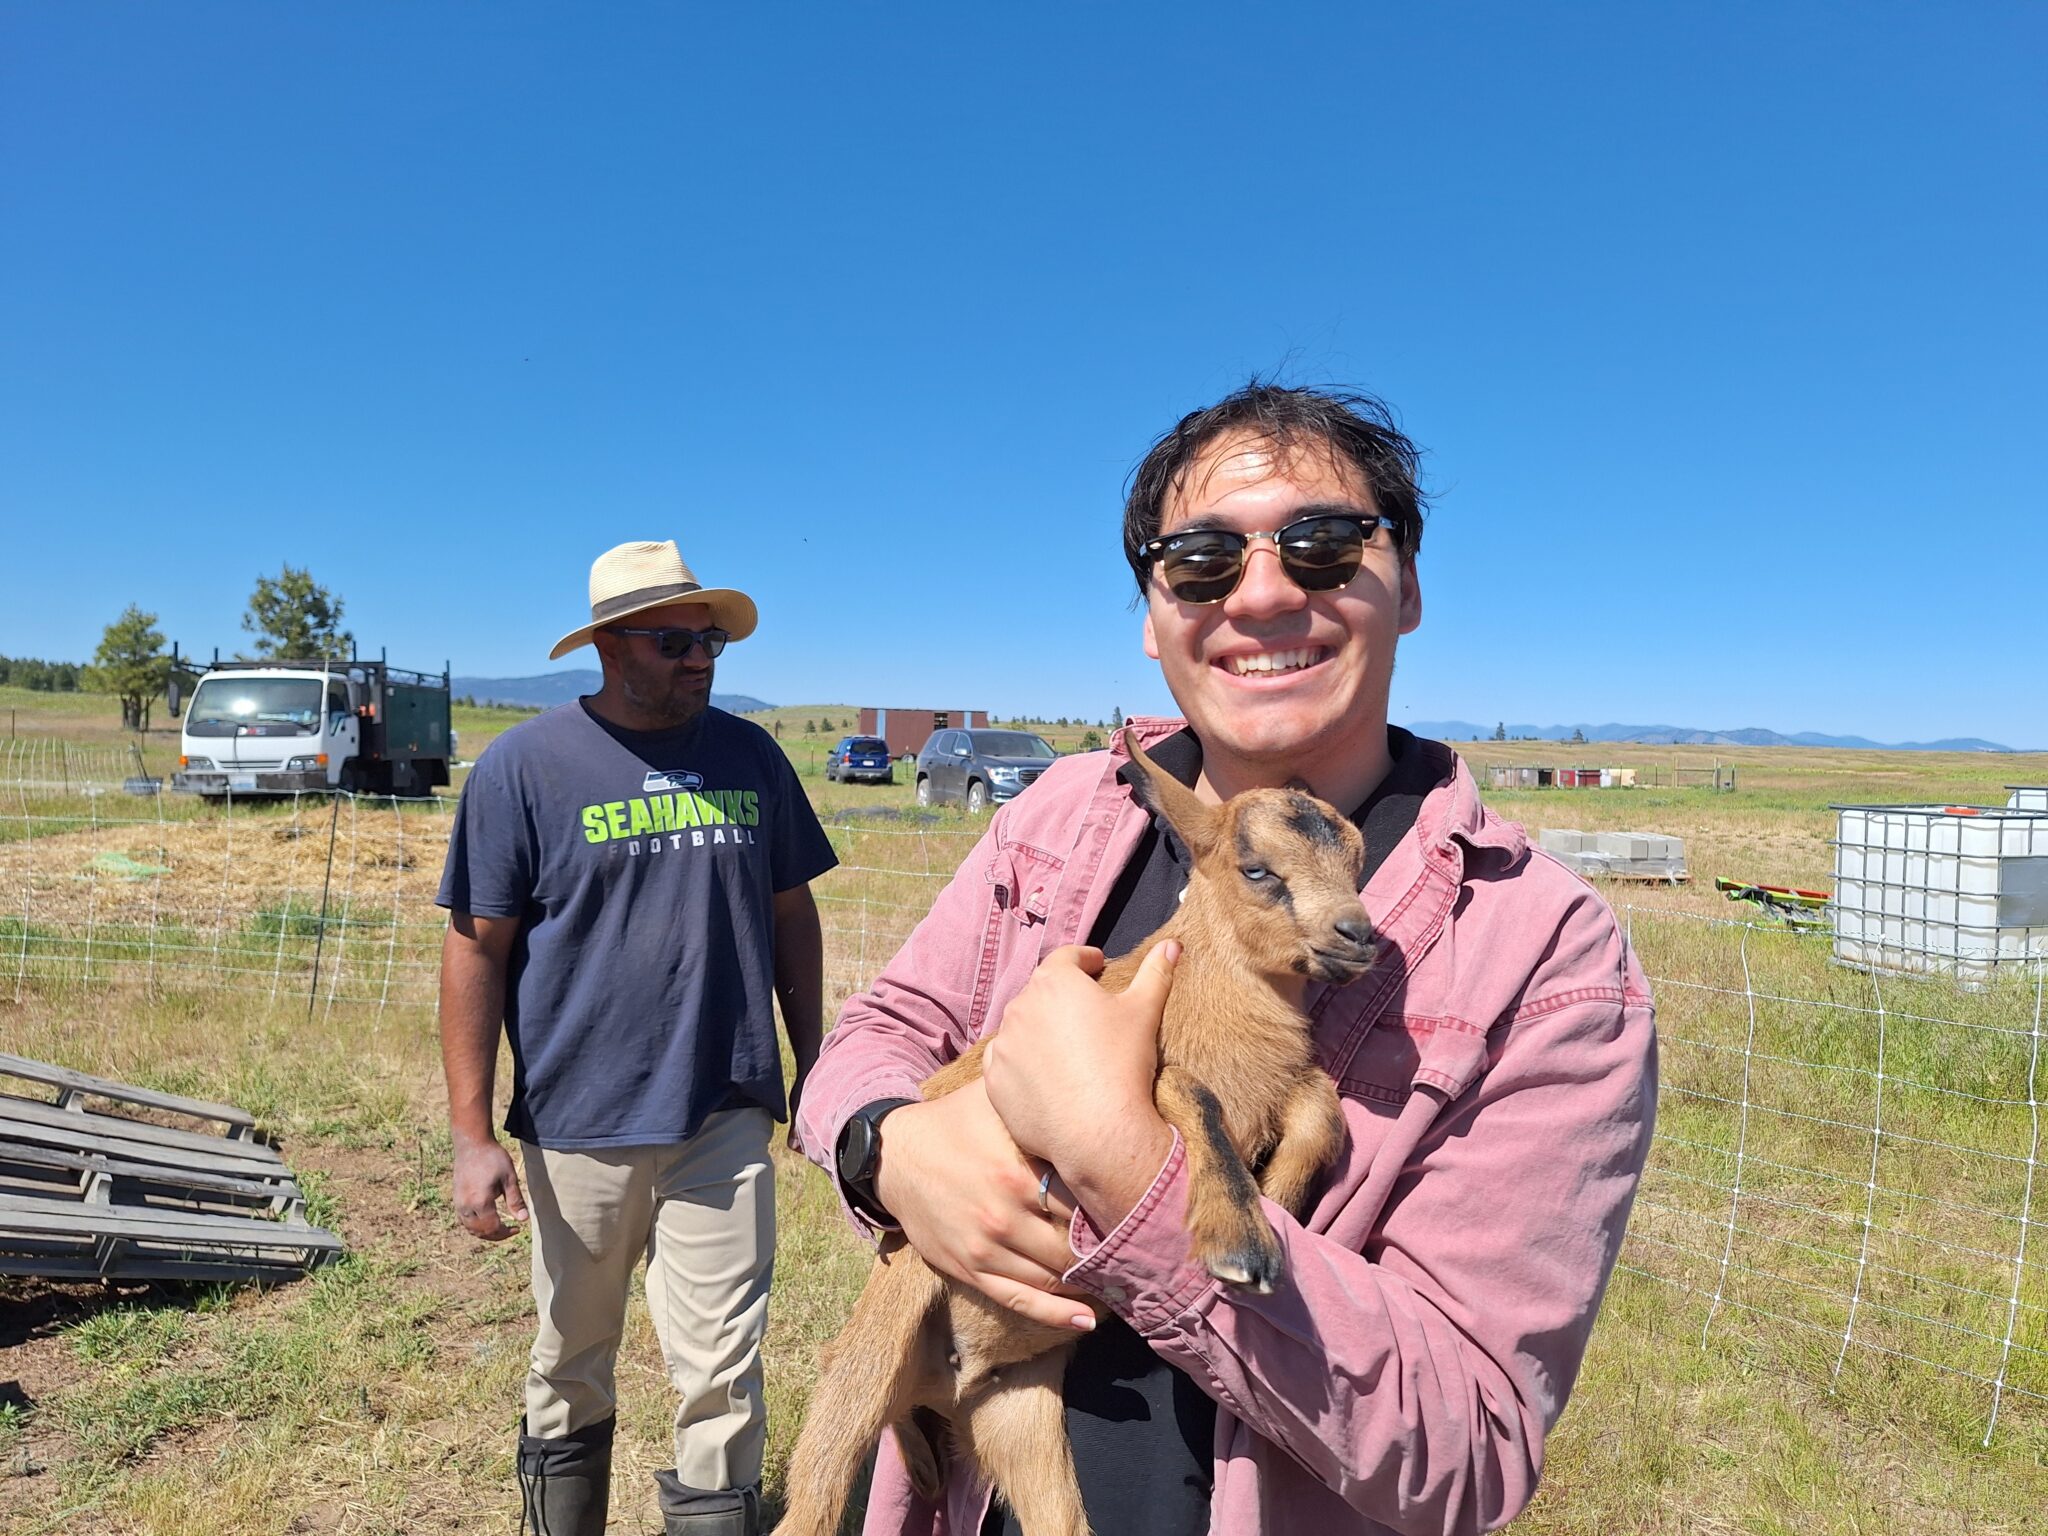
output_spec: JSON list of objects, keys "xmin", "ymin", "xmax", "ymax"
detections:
[{"xmin": 1219, "ymin": 646, "xmax": 1331, "ymax": 678}]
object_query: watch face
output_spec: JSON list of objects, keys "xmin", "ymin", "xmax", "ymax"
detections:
[{"xmin": 837, "ymin": 1114, "xmax": 875, "ymax": 1184}]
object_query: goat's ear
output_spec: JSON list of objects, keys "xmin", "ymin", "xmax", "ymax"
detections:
[{"xmin": 1120, "ymin": 729, "xmax": 1220, "ymax": 859}]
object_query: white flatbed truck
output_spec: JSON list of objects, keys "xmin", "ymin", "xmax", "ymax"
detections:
[{"xmin": 167, "ymin": 645, "xmax": 453, "ymax": 799}]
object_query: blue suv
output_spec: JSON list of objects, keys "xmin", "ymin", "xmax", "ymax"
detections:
[
  {"xmin": 915, "ymin": 728, "xmax": 1057, "ymax": 813},
  {"xmin": 824, "ymin": 736, "xmax": 894, "ymax": 785}
]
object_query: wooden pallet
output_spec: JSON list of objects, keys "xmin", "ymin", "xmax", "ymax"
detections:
[{"xmin": 0, "ymin": 1053, "xmax": 344, "ymax": 1282}]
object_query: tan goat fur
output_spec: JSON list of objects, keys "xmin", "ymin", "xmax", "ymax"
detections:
[{"xmin": 773, "ymin": 733, "xmax": 1375, "ymax": 1536}]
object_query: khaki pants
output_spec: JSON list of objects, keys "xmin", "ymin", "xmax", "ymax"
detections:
[{"xmin": 520, "ymin": 1108, "xmax": 775, "ymax": 1490}]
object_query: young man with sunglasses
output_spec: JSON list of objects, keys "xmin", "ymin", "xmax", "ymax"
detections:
[
  {"xmin": 798, "ymin": 386, "xmax": 1657, "ymax": 1535},
  {"xmin": 438, "ymin": 540, "xmax": 836, "ymax": 1536}
]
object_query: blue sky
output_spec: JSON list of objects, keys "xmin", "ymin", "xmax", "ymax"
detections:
[{"xmin": 2, "ymin": 4, "xmax": 2042, "ymax": 746}]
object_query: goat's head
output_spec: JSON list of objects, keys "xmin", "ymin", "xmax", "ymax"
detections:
[{"xmin": 1120, "ymin": 730, "xmax": 1376, "ymax": 987}]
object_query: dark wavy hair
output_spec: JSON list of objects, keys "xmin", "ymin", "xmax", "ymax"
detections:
[{"xmin": 1121, "ymin": 383, "xmax": 1428, "ymax": 596}]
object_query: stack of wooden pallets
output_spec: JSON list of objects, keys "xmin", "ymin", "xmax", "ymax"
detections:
[{"xmin": 0, "ymin": 1052, "xmax": 344, "ymax": 1283}]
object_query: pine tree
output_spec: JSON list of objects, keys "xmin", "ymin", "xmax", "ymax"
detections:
[
  {"xmin": 87, "ymin": 606, "xmax": 170, "ymax": 731},
  {"xmin": 242, "ymin": 564, "xmax": 352, "ymax": 659}
]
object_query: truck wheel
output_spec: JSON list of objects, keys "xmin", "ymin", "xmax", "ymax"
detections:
[{"xmin": 966, "ymin": 780, "xmax": 988, "ymax": 814}]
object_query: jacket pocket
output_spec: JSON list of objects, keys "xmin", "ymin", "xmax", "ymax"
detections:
[
  {"xmin": 986, "ymin": 839, "xmax": 1066, "ymax": 928},
  {"xmin": 1333, "ymin": 1013, "xmax": 1491, "ymax": 1105},
  {"xmin": 967, "ymin": 840, "xmax": 1069, "ymax": 1036}
]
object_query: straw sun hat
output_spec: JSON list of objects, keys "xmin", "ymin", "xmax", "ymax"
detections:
[{"xmin": 549, "ymin": 540, "xmax": 760, "ymax": 660}]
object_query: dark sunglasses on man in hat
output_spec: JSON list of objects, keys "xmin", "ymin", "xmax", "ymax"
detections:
[{"xmin": 605, "ymin": 625, "xmax": 730, "ymax": 660}]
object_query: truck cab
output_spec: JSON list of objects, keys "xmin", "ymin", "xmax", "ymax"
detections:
[{"xmin": 174, "ymin": 668, "xmax": 357, "ymax": 796}]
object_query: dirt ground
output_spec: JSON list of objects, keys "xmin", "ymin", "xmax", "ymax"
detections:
[{"xmin": 0, "ymin": 1128, "xmax": 481, "ymax": 1478}]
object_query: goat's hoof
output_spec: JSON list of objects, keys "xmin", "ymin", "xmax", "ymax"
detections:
[{"xmin": 1204, "ymin": 1241, "xmax": 1283, "ymax": 1294}]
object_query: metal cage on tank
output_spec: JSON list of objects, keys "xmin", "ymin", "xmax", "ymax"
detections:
[{"xmin": 1831, "ymin": 802, "xmax": 2048, "ymax": 987}]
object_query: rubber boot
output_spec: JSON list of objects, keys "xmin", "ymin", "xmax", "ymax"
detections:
[
  {"xmin": 653, "ymin": 1469, "xmax": 761, "ymax": 1536},
  {"xmin": 517, "ymin": 1415, "xmax": 614, "ymax": 1536}
]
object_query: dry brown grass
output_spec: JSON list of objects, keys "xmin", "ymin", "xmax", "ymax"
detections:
[{"xmin": 0, "ymin": 800, "xmax": 446, "ymax": 932}]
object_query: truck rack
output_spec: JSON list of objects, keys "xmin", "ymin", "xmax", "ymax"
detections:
[{"xmin": 169, "ymin": 642, "xmax": 449, "ymax": 696}]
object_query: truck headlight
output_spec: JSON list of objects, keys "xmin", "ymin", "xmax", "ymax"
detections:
[
  {"xmin": 286, "ymin": 756, "xmax": 326, "ymax": 772},
  {"xmin": 181, "ymin": 756, "xmax": 214, "ymax": 771}
]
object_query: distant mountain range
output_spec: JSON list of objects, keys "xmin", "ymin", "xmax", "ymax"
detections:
[
  {"xmin": 452, "ymin": 670, "xmax": 772, "ymax": 716},
  {"xmin": 1412, "ymin": 722, "xmax": 2020, "ymax": 753},
  {"xmin": 447, "ymin": 679, "xmax": 2020, "ymax": 751}
]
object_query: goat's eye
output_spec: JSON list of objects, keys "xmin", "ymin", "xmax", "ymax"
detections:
[{"xmin": 1240, "ymin": 865, "xmax": 1268, "ymax": 882}]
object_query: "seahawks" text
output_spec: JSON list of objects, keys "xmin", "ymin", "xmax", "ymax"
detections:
[{"xmin": 580, "ymin": 790, "xmax": 761, "ymax": 844}]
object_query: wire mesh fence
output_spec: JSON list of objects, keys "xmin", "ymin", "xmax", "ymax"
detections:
[
  {"xmin": 3, "ymin": 769, "xmax": 446, "ymax": 1013},
  {"xmin": 0, "ymin": 736, "xmax": 154, "ymax": 794},
  {"xmin": 5, "ymin": 745, "xmax": 2042, "ymax": 1438},
  {"xmin": 1615, "ymin": 904, "xmax": 2044, "ymax": 1444}
]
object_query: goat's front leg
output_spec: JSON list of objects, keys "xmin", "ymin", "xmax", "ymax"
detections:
[
  {"xmin": 1257, "ymin": 1070, "xmax": 1346, "ymax": 1219},
  {"xmin": 1152, "ymin": 1064, "xmax": 1283, "ymax": 1294},
  {"xmin": 959, "ymin": 1348, "xmax": 1090, "ymax": 1536}
]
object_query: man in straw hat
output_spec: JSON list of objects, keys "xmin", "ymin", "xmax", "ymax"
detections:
[{"xmin": 438, "ymin": 539, "xmax": 836, "ymax": 1535}]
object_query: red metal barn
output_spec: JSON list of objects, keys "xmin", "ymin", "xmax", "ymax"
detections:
[{"xmin": 858, "ymin": 707, "xmax": 989, "ymax": 758}]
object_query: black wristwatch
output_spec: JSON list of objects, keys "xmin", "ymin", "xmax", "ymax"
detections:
[{"xmin": 835, "ymin": 1097, "xmax": 918, "ymax": 1221}]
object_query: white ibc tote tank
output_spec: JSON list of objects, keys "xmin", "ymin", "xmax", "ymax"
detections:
[{"xmin": 1831, "ymin": 802, "xmax": 2048, "ymax": 986}]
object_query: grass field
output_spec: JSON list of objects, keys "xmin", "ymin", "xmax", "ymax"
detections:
[{"xmin": 3, "ymin": 692, "xmax": 2045, "ymax": 1533}]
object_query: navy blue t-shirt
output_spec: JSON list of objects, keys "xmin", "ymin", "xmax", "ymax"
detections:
[{"xmin": 437, "ymin": 701, "xmax": 837, "ymax": 1149}]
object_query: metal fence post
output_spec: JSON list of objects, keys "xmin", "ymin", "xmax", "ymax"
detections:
[{"xmin": 306, "ymin": 794, "xmax": 341, "ymax": 1021}]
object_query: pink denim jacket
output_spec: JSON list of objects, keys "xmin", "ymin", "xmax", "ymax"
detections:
[{"xmin": 796, "ymin": 721, "xmax": 1657, "ymax": 1536}]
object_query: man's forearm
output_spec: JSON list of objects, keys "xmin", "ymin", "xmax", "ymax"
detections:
[
  {"xmin": 439, "ymin": 924, "xmax": 508, "ymax": 1145},
  {"xmin": 773, "ymin": 890, "xmax": 825, "ymax": 1079}
]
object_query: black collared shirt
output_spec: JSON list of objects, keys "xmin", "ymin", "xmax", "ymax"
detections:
[{"xmin": 985, "ymin": 728, "xmax": 1441, "ymax": 1536}]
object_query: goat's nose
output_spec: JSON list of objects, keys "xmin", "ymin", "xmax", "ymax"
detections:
[{"xmin": 1334, "ymin": 917, "xmax": 1373, "ymax": 948}]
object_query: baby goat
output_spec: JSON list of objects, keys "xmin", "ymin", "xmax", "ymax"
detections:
[{"xmin": 775, "ymin": 733, "xmax": 1375, "ymax": 1536}]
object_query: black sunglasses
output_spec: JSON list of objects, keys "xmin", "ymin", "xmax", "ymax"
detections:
[
  {"xmin": 606, "ymin": 625, "xmax": 730, "ymax": 660},
  {"xmin": 1140, "ymin": 512, "xmax": 1395, "ymax": 605}
]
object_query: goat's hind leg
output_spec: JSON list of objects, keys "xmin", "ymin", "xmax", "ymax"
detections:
[
  {"xmin": 891, "ymin": 1406, "xmax": 947, "ymax": 1502},
  {"xmin": 773, "ymin": 1246, "xmax": 948, "ymax": 1536},
  {"xmin": 1257, "ymin": 1070, "xmax": 1346, "ymax": 1219},
  {"xmin": 1153, "ymin": 1064, "xmax": 1283, "ymax": 1294},
  {"xmin": 960, "ymin": 1350, "xmax": 1090, "ymax": 1536}
]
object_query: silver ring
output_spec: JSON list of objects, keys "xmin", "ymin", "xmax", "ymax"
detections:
[{"xmin": 1037, "ymin": 1168, "xmax": 1054, "ymax": 1215}]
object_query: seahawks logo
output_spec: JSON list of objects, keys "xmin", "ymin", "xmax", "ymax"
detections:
[{"xmin": 642, "ymin": 769, "xmax": 704, "ymax": 793}]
